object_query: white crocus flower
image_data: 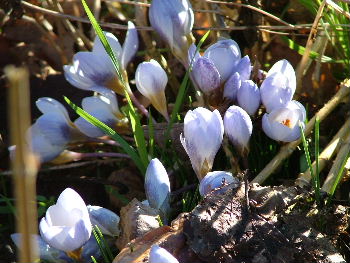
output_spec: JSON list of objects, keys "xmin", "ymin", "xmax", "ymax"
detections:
[
  {"xmin": 260, "ymin": 59, "xmax": 296, "ymax": 113},
  {"xmin": 64, "ymin": 22, "xmax": 138, "ymax": 95},
  {"xmin": 236, "ymin": 80, "xmax": 261, "ymax": 116},
  {"xmin": 199, "ymin": 171, "xmax": 239, "ymax": 197},
  {"xmin": 180, "ymin": 107, "xmax": 224, "ymax": 180},
  {"xmin": 87, "ymin": 205, "xmax": 120, "ymax": 237},
  {"xmin": 29, "ymin": 98, "xmax": 81, "ymax": 163},
  {"xmin": 74, "ymin": 91, "xmax": 123, "ymax": 138},
  {"xmin": 144, "ymin": 158, "xmax": 171, "ymax": 221},
  {"xmin": 149, "ymin": 0, "xmax": 194, "ymax": 66},
  {"xmin": 135, "ymin": 59, "xmax": 169, "ymax": 120},
  {"xmin": 262, "ymin": 100, "xmax": 306, "ymax": 142},
  {"xmin": 203, "ymin": 39, "xmax": 241, "ymax": 83},
  {"xmin": 149, "ymin": 245, "xmax": 179, "ymax": 263},
  {"xmin": 39, "ymin": 188, "xmax": 92, "ymax": 252},
  {"xmin": 224, "ymin": 106, "xmax": 253, "ymax": 157}
]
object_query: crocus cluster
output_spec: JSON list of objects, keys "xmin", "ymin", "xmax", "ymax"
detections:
[
  {"xmin": 11, "ymin": 188, "xmax": 120, "ymax": 263},
  {"xmin": 27, "ymin": 92, "xmax": 123, "ymax": 163}
]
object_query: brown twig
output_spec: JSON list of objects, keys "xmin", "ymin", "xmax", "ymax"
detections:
[{"xmin": 252, "ymin": 79, "xmax": 350, "ymax": 184}]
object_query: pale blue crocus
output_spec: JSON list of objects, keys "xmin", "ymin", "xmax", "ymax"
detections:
[
  {"xmin": 87, "ymin": 205, "xmax": 120, "ymax": 237},
  {"xmin": 64, "ymin": 22, "xmax": 138, "ymax": 95},
  {"xmin": 149, "ymin": 0, "xmax": 194, "ymax": 65},
  {"xmin": 144, "ymin": 158, "xmax": 171, "ymax": 221},
  {"xmin": 29, "ymin": 98, "xmax": 81, "ymax": 162},
  {"xmin": 180, "ymin": 107, "xmax": 224, "ymax": 180},
  {"xmin": 224, "ymin": 105, "xmax": 253, "ymax": 157},
  {"xmin": 237, "ymin": 80, "xmax": 261, "ymax": 116},
  {"xmin": 39, "ymin": 188, "xmax": 92, "ymax": 252},
  {"xmin": 74, "ymin": 91, "xmax": 123, "ymax": 138},
  {"xmin": 135, "ymin": 59, "xmax": 169, "ymax": 120},
  {"xmin": 149, "ymin": 245, "xmax": 179, "ymax": 263},
  {"xmin": 199, "ymin": 171, "xmax": 239, "ymax": 197},
  {"xmin": 262, "ymin": 100, "xmax": 306, "ymax": 142},
  {"xmin": 260, "ymin": 59, "xmax": 296, "ymax": 113}
]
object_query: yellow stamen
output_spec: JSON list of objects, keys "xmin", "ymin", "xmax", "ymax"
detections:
[{"xmin": 281, "ymin": 119, "xmax": 292, "ymax": 128}]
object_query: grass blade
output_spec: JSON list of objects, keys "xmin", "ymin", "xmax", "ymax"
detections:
[
  {"xmin": 315, "ymin": 118, "xmax": 321, "ymax": 191},
  {"xmin": 64, "ymin": 96, "xmax": 146, "ymax": 174}
]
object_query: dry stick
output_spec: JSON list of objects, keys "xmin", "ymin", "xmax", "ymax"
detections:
[
  {"xmin": 295, "ymin": 0, "xmax": 327, "ymax": 95},
  {"xmin": 326, "ymin": 0, "xmax": 350, "ymax": 19},
  {"xmin": 322, "ymin": 132, "xmax": 350, "ymax": 193},
  {"xmin": 5, "ymin": 66, "xmax": 39, "ymax": 263},
  {"xmin": 252, "ymin": 79, "xmax": 350, "ymax": 184},
  {"xmin": 296, "ymin": 118, "xmax": 350, "ymax": 186}
]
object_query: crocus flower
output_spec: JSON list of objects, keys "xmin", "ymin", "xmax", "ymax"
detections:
[
  {"xmin": 237, "ymin": 80, "xmax": 261, "ymax": 116},
  {"xmin": 188, "ymin": 44, "xmax": 220, "ymax": 94},
  {"xmin": 39, "ymin": 188, "xmax": 92, "ymax": 252},
  {"xmin": 29, "ymin": 98, "xmax": 81, "ymax": 162},
  {"xmin": 262, "ymin": 100, "xmax": 306, "ymax": 142},
  {"xmin": 199, "ymin": 171, "xmax": 239, "ymax": 197},
  {"xmin": 149, "ymin": 0, "xmax": 194, "ymax": 65},
  {"xmin": 235, "ymin": 55, "xmax": 252, "ymax": 81},
  {"xmin": 144, "ymin": 158, "xmax": 171, "ymax": 221},
  {"xmin": 260, "ymin": 59, "xmax": 296, "ymax": 113},
  {"xmin": 223, "ymin": 72, "xmax": 241, "ymax": 101},
  {"xmin": 64, "ymin": 22, "xmax": 138, "ymax": 95},
  {"xmin": 135, "ymin": 59, "xmax": 169, "ymax": 120},
  {"xmin": 149, "ymin": 245, "xmax": 179, "ymax": 263},
  {"xmin": 224, "ymin": 106, "xmax": 253, "ymax": 157},
  {"xmin": 180, "ymin": 107, "xmax": 224, "ymax": 180},
  {"xmin": 87, "ymin": 205, "xmax": 120, "ymax": 237},
  {"xmin": 203, "ymin": 39, "xmax": 241, "ymax": 83},
  {"xmin": 74, "ymin": 91, "xmax": 123, "ymax": 137}
]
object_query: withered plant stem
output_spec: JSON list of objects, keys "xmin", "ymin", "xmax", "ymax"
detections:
[
  {"xmin": 296, "ymin": 118, "xmax": 350, "ymax": 186},
  {"xmin": 253, "ymin": 79, "xmax": 350, "ymax": 185},
  {"xmin": 6, "ymin": 66, "xmax": 39, "ymax": 263}
]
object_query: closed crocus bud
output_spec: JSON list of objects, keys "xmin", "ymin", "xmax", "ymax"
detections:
[
  {"xmin": 262, "ymin": 100, "xmax": 306, "ymax": 142},
  {"xmin": 204, "ymin": 39, "xmax": 241, "ymax": 83},
  {"xmin": 237, "ymin": 80, "xmax": 261, "ymax": 116},
  {"xmin": 223, "ymin": 72, "xmax": 241, "ymax": 101},
  {"xmin": 144, "ymin": 159, "xmax": 171, "ymax": 221},
  {"xmin": 149, "ymin": 245, "xmax": 179, "ymax": 263},
  {"xmin": 39, "ymin": 188, "xmax": 92, "ymax": 252},
  {"xmin": 199, "ymin": 171, "xmax": 239, "ymax": 197},
  {"xmin": 64, "ymin": 24, "xmax": 138, "ymax": 95},
  {"xmin": 260, "ymin": 59, "xmax": 296, "ymax": 113},
  {"xmin": 191, "ymin": 56, "xmax": 220, "ymax": 94},
  {"xmin": 136, "ymin": 59, "xmax": 169, "ymax": 120},
  {"xmin": 87, "ymin": 205, "xmax": 120, "ymax": 237},
  {"xmin": 29, "ymin": 98, "xmax": 80, "ymax": 162},
  {"xmin": 224, "ymin": 106, "xmax": 253, "ymax": 157},
  {"xmin": 74, "ymin": 91, "xmax": 122, "ymax": 138},
  {"xmin": 180, "ymin": 107, "xmax": 224, "ymax": 180},
  {"xmin": 149, "ymin": 0, "xmax": 194, "ymax": 66},
  {"xmin": 235, "ymin": 55, "xmax": 252, "ymax": 81}
]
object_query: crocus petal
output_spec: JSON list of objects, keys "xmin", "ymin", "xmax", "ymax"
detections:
[
  {"xmin": 267, "ymin": 59, "xmax": 296, "ymax": 95},
  {"xmin": 87, "ymin": 205, "xmax": 120, "ymax": 236},
  {"xmin": 93, "ymin": 31, "xmax": 123, "ymax": 61},
  {"xmin": 121, "ymin": 21, "xmax": 139, "ymax": 70},
  {"xmin": 149, "ymin": 245, "xmax": 179, "ymax": 263},
  {"xmin": 180, "ymin": 107, "xmax": 224, "ymax": 180},
  {"xmin": 223, "ymin": 72, "xmax": 241, "ymax": 101},
  {"xmin": 39, "ymin": 188, "xmax": 92, "ymax": 252},
  {"xmin": 262, "ymin": 100, "xmax": 306, "ymax": 142},
  {"xmin": 224, "ymin": 106, "xmax": 253, "ymax": 156},
  {"xmin": 191, "ymin": 57, "xmax": 220, "ymax": 93},
  {"xmin": 235, "ymin": 55, "xmax": 252, "ymax": 81},
  {"xmin": 36, "ymin": 97, "xmax": 70, "ymax": 123},
  {"xmin": 144, "ymin": 158, "xmax": 171, "ymax": 218},
  {"xmin": 260, "ymin": 72, "xmax": 293, "ymax": 113},
  {"xmin": 199, "ymin": 171, "xmax": 239, "ymax": 196},
  {"xmin": 188, "ymin": 43, "xmax": 200, "ymax": 67},
  {"xmin": 237, "ymin": 80, "xmax": 261, "ymax": 116},
  {"xmin": 204, "ymin": 39, "xmax": 241, "ymax": 83}
]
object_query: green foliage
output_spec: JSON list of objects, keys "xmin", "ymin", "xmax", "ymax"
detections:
[{"xmin": 92, "ymin": 225, "xmax": 114, "ymax": 263}]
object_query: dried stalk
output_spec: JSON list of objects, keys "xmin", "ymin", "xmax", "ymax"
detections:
[
  {"xmin": 252, "ymin": 79, "xmax": 350, "ymax": 184},
  {"xmin": 321, "ymin": 132, "xmax": 350, "ymax": 193},
  {"xmin": 295, "ymin": 0, "xmax": 326, "ymax": 94},
  {"xmin": 326, "ymin": 0, "xmax": 350, "ymax": 19},
  {"xmin": 5, "ymin": 66, "xmax": 39, "ymax": 263},
  {"xmin": 296, "ymin": 118, "xmax": 350, "ymax": 186}
]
